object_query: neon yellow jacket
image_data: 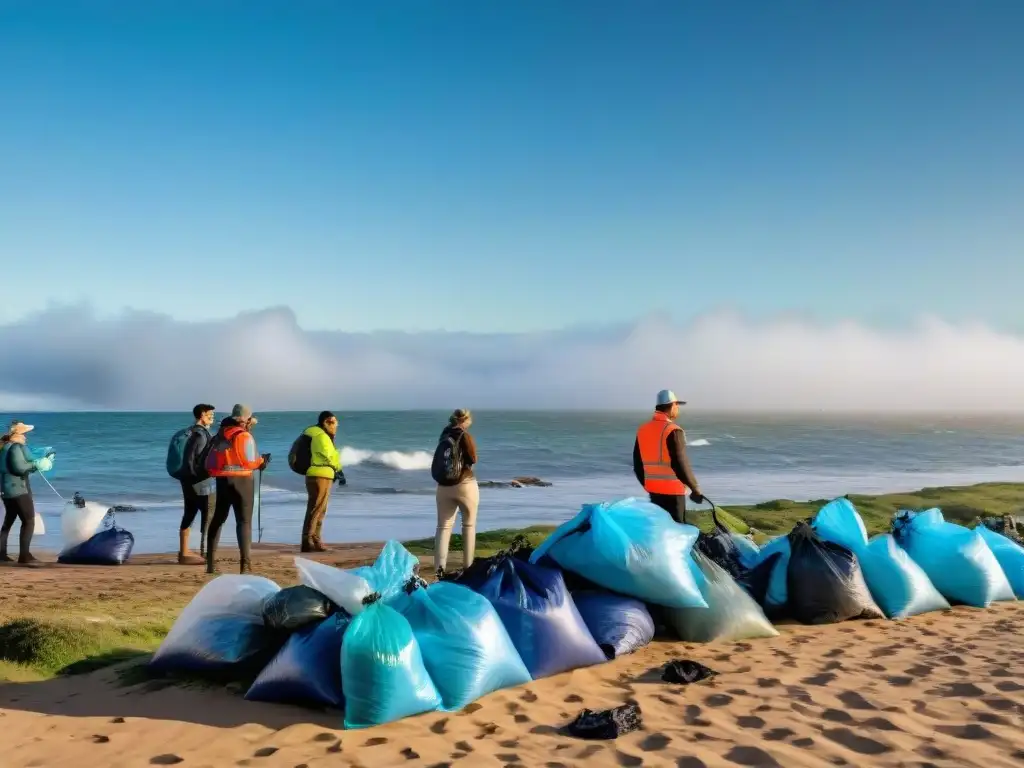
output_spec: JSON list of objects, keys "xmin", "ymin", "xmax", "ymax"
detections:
[{"xmin": 304, "ymin": 425, "xmax": 342, "ymax": 479}]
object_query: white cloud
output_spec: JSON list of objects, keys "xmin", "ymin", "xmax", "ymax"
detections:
[{"xmin": 1, "ymin": 304, "xmax": 1023, "ymax": 411}]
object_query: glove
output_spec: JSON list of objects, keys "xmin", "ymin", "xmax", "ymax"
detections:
[
  {"xmin": 45, "ymin": 450, "xmax": 56, "ymax": 459},
  {"xmin": 689, "ymin": 491, "xmax": 705, "ymax": 505},
  {"xmin": 260, "ymin": 453, "xmax": 272, "ymax": 468},
  {"xmin": 34, "ymin": 456, "xmax": 54, "ymax": 473},
  {"xmin": 335, "ymin": 470, "xmax": 347, "ymax": 486}
]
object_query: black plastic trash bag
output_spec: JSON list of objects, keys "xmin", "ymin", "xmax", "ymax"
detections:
[
  {"xmin": 457, "ymin": 551, "xmax": 606, "ymax": 680},
  {"xmin": 786, "ymin": 522, "xmax": 884, "ymax": 625},
  {"xmin": 567, "ymin": 703, "xmax": 642, "ymax": 740},
  {"xmin": 261, "ymin": 585, "xmax": 337, "ymax": 632},
  {"xmin": 571, "ymin": 591, "xmax": 655, "ymax": 660},
  {"xmin": 662, "ymin": 659, "xmax": 716, "ymax": 685},
  {"xmin": 150, "ymin": 575, "xmax": 287, "ymax": 680},
  {"xmin": 57, "ymin": 526, "xmax": 135, "ymax": 565},
  {"xmin": 245, "ymin": 613, "xmax": 349, "ymax": 708}
]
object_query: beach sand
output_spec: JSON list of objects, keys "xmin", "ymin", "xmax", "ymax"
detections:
[{"xmin": 2, "ymin": 548, "xmax": 1023, "ymax": 767}]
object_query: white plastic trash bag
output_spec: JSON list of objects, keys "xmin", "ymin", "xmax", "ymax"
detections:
[
  {"xmin": 34, "ymin": 511, "xmax": 45, "ymax": 536},
  {"xmin": 60, "ymin": 501, "xmax": 110, "ymax": 552}
]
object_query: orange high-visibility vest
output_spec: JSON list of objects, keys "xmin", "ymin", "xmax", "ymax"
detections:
[{"xmin": 636, "ymin": 412, "xmax": 687, "ymax": 496}]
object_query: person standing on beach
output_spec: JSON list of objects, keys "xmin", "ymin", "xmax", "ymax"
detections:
[
  {"xmin": 633, "ymin": 390, "xmax": 703, "ymax": 524},
  {"xmin": 295, "ymin": 411, "xmax": 344, "ymax": 553},
  {"xmin": 175, "ymin": 404, "xmax": 216, "ymax": 565},
  {"xmin": 431, "ymin": 408, "xmax": 479, "ymax": 578},
  {"xmin": 204, "ymin": 404, "xmax": 270, "ymax": 574},
  {"xmin": 0, "ymin": 421, "xmax": 54, "ymax": 565}
]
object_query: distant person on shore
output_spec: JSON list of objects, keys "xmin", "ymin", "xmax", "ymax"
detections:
[
  {"xmin": 165, "ymin": 404, "xmax": 217, "ymax": 565},
  {"xmin": 204, "ymin": 404, "xmax": 270, "ymax": 574},
  {"xmin": 289, "ymin": 410, "xmax": 344, "ymax": 553},
  {"xmin": 633, "ymin": 390, "xmax": 702, "ymax": 524},
  {"xmin": 431, "ymin": 408, "xmax": 479, "ymax": 578},
  {"xmin": 0, "ymin": 421, "xmax": 54, "ymax": 565}
]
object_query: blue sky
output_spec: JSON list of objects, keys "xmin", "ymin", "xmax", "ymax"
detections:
[{"xmin": 1, "ymin": 1, "xmax": 1022, "ymax": 333}]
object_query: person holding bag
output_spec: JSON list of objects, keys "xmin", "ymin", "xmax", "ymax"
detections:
[{"xmin": 0, "ymin": 420, "xmax": 54, "ymax": 565}]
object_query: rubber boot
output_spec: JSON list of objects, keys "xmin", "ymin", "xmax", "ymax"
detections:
[
  {"xmin": 205, "ymin": 540, "xmax": 218, "ymax": 575},
  {"xmin": 240, "ymin": 558, "xmax": 252, "ymax": 575},
  {"xmin": 0, "ymin": 529, "xmax": 11, "ymax": 562}
]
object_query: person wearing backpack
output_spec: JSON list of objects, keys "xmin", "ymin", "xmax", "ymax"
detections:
[
  {"xmin": 289, "ymin": 411, "xmax": 344, "ymax": 553},
  {"xmin": 431, "ymin": 408, "xmax": 479, "ymax": 578},
  {"xmin": 0, "ymin": 420, "xmax": 54, "ymax": 565},
  {"xmin": 165, "ymin": 404, "xmax": 216, "ymax": 565},
  {"xmin": 204, "ymin": 404, "xmax": 271, "ymax": 574}
]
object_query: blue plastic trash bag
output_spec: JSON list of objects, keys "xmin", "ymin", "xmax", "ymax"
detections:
[
  {"xmin": 892, "ymin": 509, "xmax": 1014, "ymax": 608},
  {"xmin": 732, "ymin": 534, "xmax": 761, "ymax": 570},
  {"xmin": 860, "ymin": 535, "xmax": 950, "ymax": 619},
  {"xmin": 665, "ymin": 551, "xmax": 778, "ymax": 642},
  {"xmin": 460, "ymin": 555, "xmax": 606, "ymax": 679},
  {"xmin": 295, "ymin": 539, "xmax": 419, "ymax": 614},
  {"xmin": 813, "ymin": 498, "xmax": 868, "ymax": 553},
  {"xmin": 341, "ymin": 594, "xmax": 442, "ymax": 729},
  {"xmin": 245, "ymin": 613, "xmax": 349, "ymax": 708},
  {"xmin": 812, "ymin": 498, "xmax": 947, "ymax": 619},
  {"xmin": 976, "ymin": 526, "xmax": 1024, "ymax": 598},
  {"xmin": 57, "ymin": 527, "xmax": 135, "ymax": 565},
  {"xmin": 302, "ymin": 541, "xmax": 441, "ymax": 728},
  {"xmin": 150, "ymin": 575, "xmax": 286, "ymax": 679},
  {"xmin": 530, "ymin": 498, "xmax": 707, "ymax": 609},
  {"xmin": 392, "ymin": 579, "xmax": 531, "ymax": 711},
  {"xmin": 752, "ymin": 535, "xmax": 791, "ymax": 614},
  {"xmin": 571, "ymin": 590, "xmax": 655, "ymax": 659}
]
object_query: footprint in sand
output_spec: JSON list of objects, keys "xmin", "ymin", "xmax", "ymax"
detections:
[
  {"xmin": 824, "ymin": 648, "xmax": 845, "ymax": 658},
  {"xmin": 312, "ymin": 733, "xmax": 336, "ymax": 742},
  {"xmin": 836, "ymin": 690, "xmax": 876, "ymax": 710},
  {"xmin": 756, "ymin": 678, "xmax": 780, "ymax": 689},
  {"xmin": 564, "ymin": 694, "xmax": 584, "ymax": 703},
  {"xmin": 762, "ymin": 728, "xmax": 794, "ymax": 742},
  {"xmin": 820, "ymin": 728, "xmax": 892, "ymax": 755},
  {"xmin": 994, "ymin": 681, "xmax": 1024, "ymax": 693},
  {"xmin": 461, "ymin": 703, "xmax": 484, "ymax": 715},
  {"xmin": 454, "ymin": 741, "xmax": 474, "ymax": 754},
  {"xmin": 253, "ymin": 748, "xmax": 278, "ymax": 758},
  {"xmin": 400, "ymin": 748, "xmax": 420, "ymax": 760},
  {"xmin": 676, "ymin": 759, "xmax": 708, "ymax": 768},
  {"xmin": 431, "ymin": 719, "xmax": 449, "ymax": 734},
  {"xmin": 513, "ymin": 714, "xmax": 531, "ymax": 724},
  {"xmin": 791, "ymin": 738, "xmax": 815, "ymax": 748},
  {"xmin": 736, "ymin": 715, "xmax": 765, "ymax": 729},
  {"xmin": 705, "ymin": 694, "xmax": 733, "ymax": 707},
  {"xmin": 638, "ymin": 733, "xmax": 671, "ymax": 751},
  {"xmin": 149, "ymin": 757, "xmax": 184, "ymax": 766},
  {"xmin": 974, "ymin": 711, "xmax": 1011, "ymax": 726},
  {"xmin": 801, "ymin": 672, "xmax": 837, "ymax": 686},
  {"xmin": 935, "ymin": 723, "xmax": 994, "ymax": 740},
  {"xmin": 886, "ymin": 675, "xmax": 914, "ymax": 687},
  {"xmin": 928, "ymin": 682, "xmax": 985, "ymax": 698},
  {"xmin": 905, "ymin": 663, "xmax": 933, "ymax": 677},
  {"xmin": 724, "ymin": 746, "xmax": 781, "ymax": 766},
  {"xmin": 614, "ymin": 750, "xmax": 643, "ymax": 767},
  {"xmin": 520, "ymin": 690, "xmax": 538, "ymax": 703},
  {"xmin": 363, "ymin": 737, "xmax": 388, "ymax": 747},
  {"xmin": 915, "ymin": 743, "xmax": 947, "ymax": 759},
  {"xmin": 499, "ymin": 739, "xmax": 520, "ymax": 749},
  {"xmin": 821, "ymin": 709, "xmax": 854, "ymax": 724},
  {"xmin": 684, "ymin": 705, "xmax": 711, "ymax": 727},
  {"xmin": 92, "ymin": 735, "xmax": 110, "ymax": 744}
]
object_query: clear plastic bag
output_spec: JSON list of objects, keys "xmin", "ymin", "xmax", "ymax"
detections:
[
  {"xmin": 976, "ymin": 526, "xmax": 1024, "ymax": 599},
  {"xmin": 60, "ymin": 500, "xmax": 111, "ymax": 553},
  {"xmin": 664, "ymin": 551, "xmax": 778, "ymax": 642},
  {"xmin": 392, "ymin": 580, "xmax": 531, "ymax": 711},
  {"xmin": 892, "ymin": 509, "xmax": 1015, "ymax": 607},
  {"xmin": 150, "ymin": 575, "xmax": 285, "ymax": 678},
  {"xmin": 295, "ymin": 539, "xmax": 418, "ymax": 615},
  {"xmin": 530, "ymin": 498, "xmax": 706, "ymax": 609}
]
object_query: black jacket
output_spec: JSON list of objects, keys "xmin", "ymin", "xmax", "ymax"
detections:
[{"xmin": 632, "ymin": 427, "xmax": 699, "ymax": 493}]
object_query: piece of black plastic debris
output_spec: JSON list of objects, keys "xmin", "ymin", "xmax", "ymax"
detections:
[
  {"xmin": 662, "ymin": 659, "xmax": 717, "ymax": 685},
  {"xmin": 566, "ymin": 703, "xmax": 642, "ymax": 740}
]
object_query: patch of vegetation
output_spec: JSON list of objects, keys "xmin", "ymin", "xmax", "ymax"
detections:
[
  {"xmin": 403, "ymin": 525, "xmax": 557, "ymax": 557},
  {"xmin": 0, "ymin": 617, "xmax": 169, "ymax": 679}
]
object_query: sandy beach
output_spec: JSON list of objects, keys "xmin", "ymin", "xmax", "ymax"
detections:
[{"xmin": 1, "ymin": 547, "xmax": 1022, "ymax": 768}]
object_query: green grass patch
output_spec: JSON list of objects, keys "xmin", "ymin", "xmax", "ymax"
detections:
[
  {"xmin": 0, "ymin": 617, "xmax": 170, "ymax": 679},
  {"xmin": 404, "ymin": 525, "xmax": 557, "ymax": 557}
]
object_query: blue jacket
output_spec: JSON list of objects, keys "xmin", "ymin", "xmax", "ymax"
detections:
[{"xmin": 0, "ymin": 442, "xmax": 38, "ymax": 500}]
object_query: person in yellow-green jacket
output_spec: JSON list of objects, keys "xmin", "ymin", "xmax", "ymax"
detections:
[{"xmin": 295, "ymin": 411, "xmax": 344, "ymax": 552}]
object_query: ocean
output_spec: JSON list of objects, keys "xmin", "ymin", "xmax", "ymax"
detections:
[{"xmin": 4, "ymin": 410, "xmax": 1024, "ymax": 555}]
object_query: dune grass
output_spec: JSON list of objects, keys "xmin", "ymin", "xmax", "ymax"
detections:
[{"xmin": 1, "ymin": 481, "xmax": 1020, "ymax": 684}]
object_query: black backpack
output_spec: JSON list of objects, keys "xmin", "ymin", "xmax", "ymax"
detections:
[
  {"xmin": 431, "ymin": 429, "xmax": 464, "ymax": 486},
  {"xmin": 288, "ymin": 432, "xmax": 314, "ymax": 476}
]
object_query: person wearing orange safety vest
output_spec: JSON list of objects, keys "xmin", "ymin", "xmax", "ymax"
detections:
[
  {"xmin": 632, "ymin": 390, "xmax": 703, "ymax": 524},
  {"xmin": 204, "ymin": 404, "xmax": 271, "ymax": 574}
]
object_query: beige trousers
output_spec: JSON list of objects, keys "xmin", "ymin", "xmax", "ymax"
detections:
[{"xmin": 434, "ymin": 479, "xmax": 480, "ymax": 571}]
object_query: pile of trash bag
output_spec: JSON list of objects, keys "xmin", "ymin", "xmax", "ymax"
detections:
[
  {"xmin": 695, "ymin": 503, "xmax": 760, "ymax": 581},
  {"xmin": 262, "ymin": 585, "xmax": 338, "ymax": 631},
  {"xmin": 812, "ymin": 498, "xmax": 949, "ymax": 619},
  {"xmin": 391, "ymin": 577, "xmax": 532, "ymax": 710},
  {"xmin": 529, "ymin": 498, "xmax": 706, "ymax": 609},
  {"xmin": 975, "ymin": 525, "xmax": 1024, "ymax": 599},
  {"xmin": 892, "ymin": 509, "xmax": 1015, "ymax": 608},
  {"xmin": 150, "ymin": 575, "xmax": 286, "ymax": 679},
  {"xmin": 457, "ymin": 548, "xmax": 606, "ymax": 679},
  {"xmin": 571, "ymin": 590, "xmax": 655, "ymax": 659},
  {"xmin": 57, "ymin": 493, "xmax": 135, "ymax": 565},
  {"xmin": 664, "ymin": 550, "xmax": 778, "ymax": 641}
]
